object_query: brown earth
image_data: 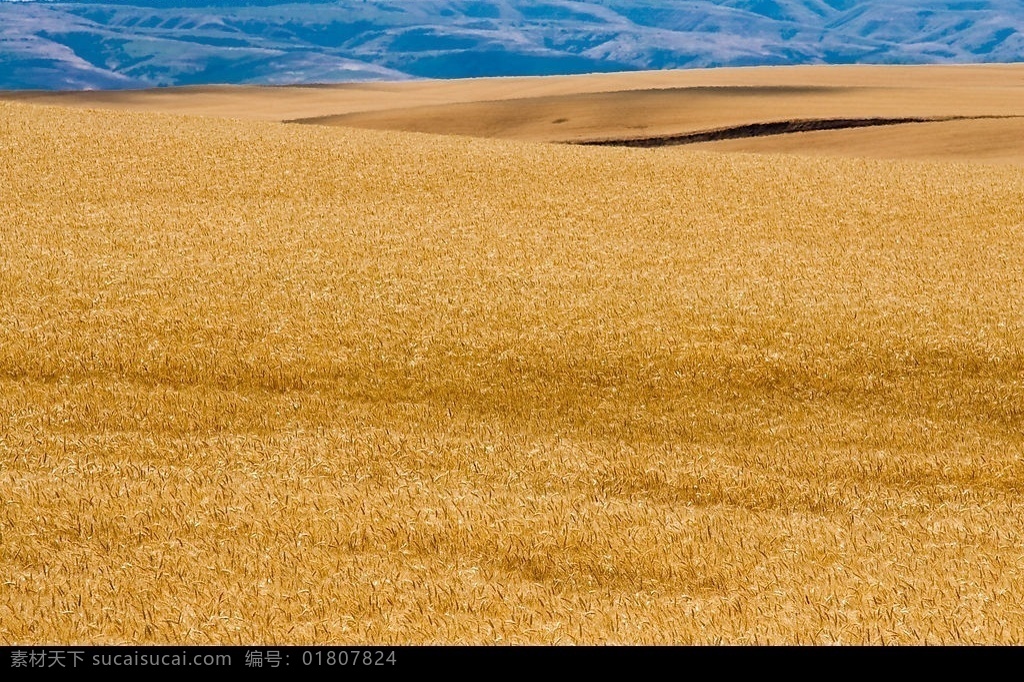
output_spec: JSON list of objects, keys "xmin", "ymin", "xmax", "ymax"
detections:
[{"xmin": 4, "ymin": 63, "xmax": 1024, "ymax": 163}]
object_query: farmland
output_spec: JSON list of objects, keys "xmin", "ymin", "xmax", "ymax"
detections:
[{"xmin": 2, "ymin": 65, "xmax": 1024, "ymax": 643}]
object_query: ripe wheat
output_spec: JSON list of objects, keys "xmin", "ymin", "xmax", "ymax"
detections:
[{"xmin": 2, "ymin": 101, "xmax": 1024, "ymax": 643}]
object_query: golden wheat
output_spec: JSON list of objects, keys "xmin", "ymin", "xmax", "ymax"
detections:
[{"xmin": 2, "ymin": 99, "xmax": 1024, "ymax": 644}]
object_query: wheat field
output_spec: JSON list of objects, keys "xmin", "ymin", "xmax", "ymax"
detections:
[{"xmin": 2, "ymin": 92, "xmax": 1024, "ymax": 644}]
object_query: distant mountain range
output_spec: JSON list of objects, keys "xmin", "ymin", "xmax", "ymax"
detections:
[{"xmin": 2, "ymin": 1, "xmax": 1022, "ymax": 90}]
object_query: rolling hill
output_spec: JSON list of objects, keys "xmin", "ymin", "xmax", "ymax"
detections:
[
  {"xmin": 5, "ymin": 63, "xmax": 1023, "ymax": 164},
  {"xmin": 1, "ymin": 1, "xmax": 1022, "ymax": 89}
]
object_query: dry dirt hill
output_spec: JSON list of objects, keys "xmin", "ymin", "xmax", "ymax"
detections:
[{"xmin": 4, "ymin": 64, "xmax": 1024, "ymax": 163}]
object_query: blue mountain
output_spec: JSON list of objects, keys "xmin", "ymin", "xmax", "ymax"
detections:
[{"xmin": 1, "ymin": 1, "xmax": 1021, "ymax": 89}]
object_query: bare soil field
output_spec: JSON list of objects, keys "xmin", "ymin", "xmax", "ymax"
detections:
[
  {"xmin": 4, "ymin": 64, "xmax": 1024, "ymax": 163},
  {"xmin": 2, "ymin": 65, "xmax": 1024, "ymax": 644}
]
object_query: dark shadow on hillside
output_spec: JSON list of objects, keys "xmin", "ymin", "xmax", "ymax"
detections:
[{"xmin": 573, "ymin": 115, "xmax": 1022, "ymax": 147}]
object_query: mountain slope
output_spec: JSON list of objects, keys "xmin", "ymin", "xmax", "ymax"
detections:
[{"xmin": 1, "ymin": 1, "xmax": 1022, "ymax": 89}]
